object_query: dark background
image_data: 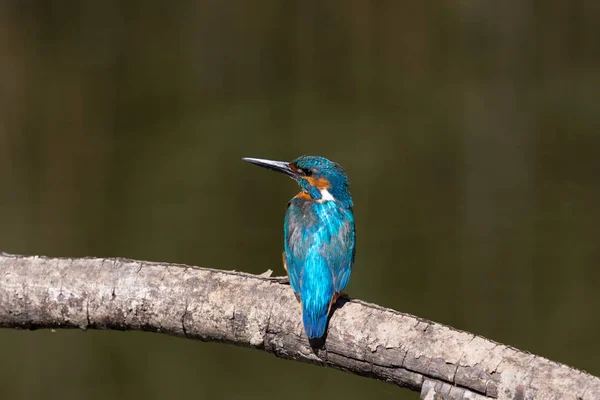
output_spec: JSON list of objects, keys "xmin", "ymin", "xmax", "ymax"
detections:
[{"xmin": 1, "ymin": 2, "xmax": 599, "ymax": 399}]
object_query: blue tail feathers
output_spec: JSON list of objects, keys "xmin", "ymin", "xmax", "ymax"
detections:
[
  {"xmin": 302, "ymin": 303, "xmax": 330, "ymax": 339},
  {"xmin": 296, "ymin": 239, "xmax": 338, "ymax": 339}
]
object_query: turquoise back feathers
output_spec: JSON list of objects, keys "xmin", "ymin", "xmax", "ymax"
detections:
[
  {"xmin": 243, "ymin": 155, "xmax": 356, "ymax": 340},
  {"xmin": 285, "ymin": 195, "xmax": 355, "ymax": 338}
]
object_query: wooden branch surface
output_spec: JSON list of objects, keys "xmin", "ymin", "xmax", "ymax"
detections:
[{"xmin": 0, "ymin": 254, "xmax": 598, "ymax": 399}]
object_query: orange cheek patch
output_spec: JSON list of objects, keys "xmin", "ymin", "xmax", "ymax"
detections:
[
  {"xmin": 303, "ymin": 177, "xmax": 330, "ymax": 190},
  {"xmin": 294, "ymin": 192, "xmax": 312, "ymax": 200}
]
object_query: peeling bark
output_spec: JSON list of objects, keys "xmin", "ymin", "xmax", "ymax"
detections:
[{"xmin": 0, "ymin": 253, "xmax": 598, "ymax": 399}]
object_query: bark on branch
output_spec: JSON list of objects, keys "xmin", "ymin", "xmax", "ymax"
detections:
[{"xmin": 0, "ymin": 253, "xmax": 598, "ymax": 399}]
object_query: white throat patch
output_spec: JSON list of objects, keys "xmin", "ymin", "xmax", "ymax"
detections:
[{"xmin": 319, "ymin": 188, "xmax": 335, "ymax": 202}]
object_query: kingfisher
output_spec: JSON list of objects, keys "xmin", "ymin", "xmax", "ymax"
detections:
[{"xmin": 243, "ymin": 155, "xmax": 355, "ymax": 339}]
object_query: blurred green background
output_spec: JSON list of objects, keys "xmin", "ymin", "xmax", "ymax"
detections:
[{"xmin": 1, "ymin": 1, "xmax": 599, "ymax": 399}]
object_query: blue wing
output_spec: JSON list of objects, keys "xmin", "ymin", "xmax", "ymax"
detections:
[
  {"xmin": 283, "ymin": 200, "xmax": 307, "ymax": 295},
  {"xmin": 329, "ymin": 206, "xmax": 355, "ymax": 293},
  {"xmin": 284, "ymin": 199, "xmax": 355, "ymax": 294}
]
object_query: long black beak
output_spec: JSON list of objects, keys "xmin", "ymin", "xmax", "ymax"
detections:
[{"xmin": 242, "ymin": 157, "xmax": 298, "ymax": 179}]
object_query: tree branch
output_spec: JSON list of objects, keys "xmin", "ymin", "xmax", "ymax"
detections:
[{"xmin": 0, "ymin": 253, "xmax": 597, "ymax": 399}]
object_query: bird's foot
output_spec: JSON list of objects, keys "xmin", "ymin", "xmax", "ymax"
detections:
[
  {"xmin": 336, "ymin": 292, "xmax": 348, "ymax": 301},
  {"xmin": 328, "ymin": 291, "xmax": 349, "ymax": 313}
]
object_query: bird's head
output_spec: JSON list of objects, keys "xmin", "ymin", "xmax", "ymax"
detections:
[{"xmin": 243, "ymin": 155, "xmax": 353, "ymax": 208}]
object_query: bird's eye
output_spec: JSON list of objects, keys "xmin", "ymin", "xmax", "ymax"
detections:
[{"xmin": 302, "ymin": 168, "xmax": 312, "ymax": 176}]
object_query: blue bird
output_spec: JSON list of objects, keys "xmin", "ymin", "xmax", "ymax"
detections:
[{"xmin": 243, "ymin": 155, "xmax": 355, "ymax": 339}]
